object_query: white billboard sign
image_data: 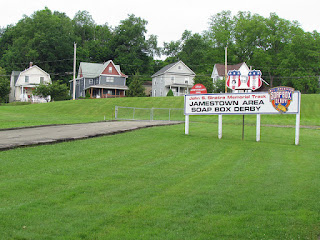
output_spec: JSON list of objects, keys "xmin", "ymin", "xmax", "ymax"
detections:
[{"xmin": 184, "ymin": 91, "xmax": 300, "ymax": 115}]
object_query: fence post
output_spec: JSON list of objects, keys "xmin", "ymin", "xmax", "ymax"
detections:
[
  {"xmin": 115, "ymin": 106, "xmax": 118, "ymax": 120},
  {"xmin": 133, "ymin": 107, "xmax": 135, "ymax": 120},
  {"xmin": 169, "ymin": 109, "xmax": 171, "ymax": 121},
  {"xmin": 150, "ymin": 108, "xmax": 154, "ymax": 121}
]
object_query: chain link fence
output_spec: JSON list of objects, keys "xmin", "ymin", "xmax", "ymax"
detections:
[{"xmin": 115, "ymin": 106, "xmax": 184, "ymax": 121}]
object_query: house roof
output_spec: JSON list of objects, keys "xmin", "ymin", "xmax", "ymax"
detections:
[
  {"xmin": 78, "ymin": 60, "xmax": 127, "ymax": 78},
  {"xmin": 11, "ymin": 71, "xmax": 21, "ymax": 85},
  {"xmin": 151, "ymin": 60, "xmax": 196, "ymax": 78},
  {"xmin": 214, "ymin": 62, "xmax": 247, "ymax": 76},
  {"xmin": 19, "ymin": 65, "xmax": 50, "ymax": 78}
]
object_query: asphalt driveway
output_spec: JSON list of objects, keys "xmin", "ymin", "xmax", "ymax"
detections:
[{"xmin": 0, "ymin": 121, "xmax": 182, "ymax": 151}]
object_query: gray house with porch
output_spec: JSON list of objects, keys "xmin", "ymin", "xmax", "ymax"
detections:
[
  {"xmin": 151, "ymin": 61, "xmax": 195, "ymax": 97},
  {"xmin": 70, "ymin": 60, "xmax": 128, "ymax": 99}
]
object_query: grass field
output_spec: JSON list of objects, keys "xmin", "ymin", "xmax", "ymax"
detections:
[
  {"xmin": 0, "ymin": 123, "xmax": 319, "ymax": 239},
  {"xmin": 0, "ymin": 94, "xmax": 319, "ymax": 129},
  {"xmin": 0, "ymin": 95, "xmax": 319, "ymax": 239}
]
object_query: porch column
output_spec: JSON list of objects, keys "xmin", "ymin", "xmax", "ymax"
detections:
[{"xmin": 90, "ymin": 88, "xmax": 93, "ymax": 98}]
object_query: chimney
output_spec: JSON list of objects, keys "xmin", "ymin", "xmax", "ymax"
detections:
[{"xmin": 29, "ymin": 62, "xmax": 33, "ymax": 68}]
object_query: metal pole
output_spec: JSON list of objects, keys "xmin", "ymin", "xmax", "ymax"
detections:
[
  {"xmin": 242, "ymin": 115, "xmax": 245, "ymax": 140},
  {"xmin": 225, "ymin": 47, "xmax": 228, "ymax": 93},
  {"xmin": 256, "ymin": 114, "xmax": 261, "ymax": 142},
  {"xmin": 133, "ymin": 108, "xmax": 135, "ymax": 120},
  {"xmin": 218, "ymin": 114, "xmax": 222, "ymax": 139},
  {"xmin": 185, "ymin": 115, "xmax": 189, "ymax": 135},
  {"xmin": 295, "ymin": 92, "xmax": 301, "ymax": 145},
  {"xmin": 115, "ymin": 106, "xmax": 118, "ymax": 120},
  {"xmin": 151, "ymin": 108, "xmax": 154, "ymax": 121},
  {"xmin": 72, "ymin": 42, "xmax": 77, "ymax": 100}
]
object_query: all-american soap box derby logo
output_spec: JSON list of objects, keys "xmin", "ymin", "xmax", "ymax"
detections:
[{"xmin": 269, "ymin": 87, "xmax": 294, "ymax": 113}]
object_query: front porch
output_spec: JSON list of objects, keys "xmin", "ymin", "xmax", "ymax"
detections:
[
  {"xmin": 85, "ymin": 85, "xmax": 129, "ymax": 99},
  {"xmin": 166, "ymin": 84, "xmax": 193, "ymax": 96}
]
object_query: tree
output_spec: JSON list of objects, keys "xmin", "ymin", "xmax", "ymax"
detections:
[
  {"xmin": 73, "ymin": 10, "xmax": 96, "ymax": 43},
  {"xmin": 0, "ymin": 67, "xmax": 10, "ymax": 103},
  {"xmin": 207, "ymin": 10, "xmax": 234, "ymax": 49},
  {"xmin": 0, "ymin": 8, "xmax": 75, "ymax": 82},
  {"xmin": 127, "ymin": 72, "xmax": 145, "ymax": 97},
  {"xmin": 177, "ymin": 32, "xmax": 214, "ymax": 74},
  {"xmin": 33, "ymin": 81, "xmax": 69, "ymax": 101},
  {"xmin": 194, "ymin": 74, "xmax": 214, "ymax": 93},
  {"xmin": 166, "ymin": 89, "xmax": 174, "ymax": 96},
  {"xmin": 112, "ymin": 14, "xmax": 156, "ymax": 76},
  {"xmin": 213, "ymin": 78, "xmax": 226, "ymax": 93}
]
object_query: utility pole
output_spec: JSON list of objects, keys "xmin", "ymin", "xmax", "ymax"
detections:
[
  {"xmin": 225, "ymin": 46, "xmax": 228, "ymax": 93},
  {"xmin": 73, "ymin": 42, "xmax": 77, "ymax": 100}
]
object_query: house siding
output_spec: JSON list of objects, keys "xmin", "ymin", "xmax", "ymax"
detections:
[
  {"xmin": 100, "ymin": 76, "xmax": 126, "ymax": 86},
  {"xmin": 10, "ymin": 66, "xmax": 51, "ymax": 102},
  {"xmin": 152, "ymin": 61, "xmax": 195, "ymax": 97}
]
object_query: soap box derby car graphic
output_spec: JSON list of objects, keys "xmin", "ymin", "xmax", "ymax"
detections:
[{"xmin": 269, "ymin": 87, "xmax": 295, "ymax": 113}]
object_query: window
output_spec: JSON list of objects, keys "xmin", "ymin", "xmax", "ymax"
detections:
[
  {"xmin": 185, "ymin": 77, "xmax": 189, "ymax": 84},
  {"xmin": 109, "ymin": 67, "xmax": 112, "ymax": 73},
  {"xmin": 154, "ymin": 79, "xmax": 157, "ymax": 85},
  {"xmin": 171, "ymin": 76, "xmax": 175, "ymax": 81},
  {"xmin": 154, "ymin": 90, "xmax": 156, "ymax": 96},
  {"xmin": 89, "ymin": 79, "xmax": 93, "ymax": 84},
  {"xmin": 106, "ymin": 77, "xmax": 114, "ymax": 82},
  {"xmin": 25, "ymin": 76, "xmax": 29, "ymax": 83},
  {"xmin": 40, "ymin": 77, "xmax": 44, "ymax": 84},
  {"xmin": 178, "ymin": 65, "xmax": 182, "ymax": 70}
]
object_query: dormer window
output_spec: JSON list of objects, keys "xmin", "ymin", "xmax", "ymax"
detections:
[
  {"xmin": 25, "ymin": 76, "xmax": 29, "ymax": 83},
  {"xmin": 109, "ymin": 67, "xmax": 112, "ymax": 73}
]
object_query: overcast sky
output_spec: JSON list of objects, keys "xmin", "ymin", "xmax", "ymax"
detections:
[{"xmin": 1, "ymin": 0, "xmax": 319, "ymax": 46}]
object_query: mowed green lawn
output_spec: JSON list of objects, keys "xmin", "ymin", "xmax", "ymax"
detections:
[
  {"xmin": 0, "ymin": 122, "xmax": 319, "ymax": 239},
  {"xmin": 0, "ymin": 94, "xmax": 319, "ymax": 129},
  {"xmin": 0, "ymin": 94, "xmax": 319, "ymax": 239}
]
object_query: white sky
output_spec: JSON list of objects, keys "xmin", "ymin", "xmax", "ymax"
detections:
[{"xmin": 1, "ymin": 0, "xmax": 319, "ymax": 47}]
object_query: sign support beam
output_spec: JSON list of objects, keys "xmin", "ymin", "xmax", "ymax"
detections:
[
  {"xmin": 256, "ymin": 114, "xmax": 261, "ymax": 142},
  {"xmin": 218, "ymin": 115, "xmax": 222, "ymax": 139},
  {"xmin": 185, "ymin": 115, "xmax": 189, "ymax": 135},
  {"xmin": 295, "ymin": 92, "xmax": 301, "ymax": 145}
]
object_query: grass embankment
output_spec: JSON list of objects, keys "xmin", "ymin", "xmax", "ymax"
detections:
[
  {"xmin": 0, "ymin": 94, "xmax": 319, "ymax": 129},
  {"xmin": 0, "ymin": 123, "xmax": 319, "ymax": 239}
]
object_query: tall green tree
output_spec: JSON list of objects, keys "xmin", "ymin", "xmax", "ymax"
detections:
[
  {"xmin": 0, "ymin": 8, "xmax": 75, "ymax": 82},
  {"xmin": 33, "ymin": 81, "xmax": 70, "ymax": 101},
  {"xmin": 194, "ymin": 74, "xmax": 214, "ymax": 93},
  {"xmin": 0, "ymin": 67, "xmax": 11, "ymax": 103},
  {"xmin": 112, "ymin": 14, "xmax": 157, "ymax": 76},
  {"xmin": 127, "ymin": 72, "xmax": 145, "ymax": 97}
]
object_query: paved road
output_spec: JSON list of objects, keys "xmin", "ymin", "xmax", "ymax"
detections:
[{"xmin": 0, "ymin": 121, "xmax": 182, "ymax": 150}]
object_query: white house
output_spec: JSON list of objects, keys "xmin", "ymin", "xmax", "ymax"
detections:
[
  {"xmin": 151, "ymin": 60, "xmax": 196, "ymax": 97},
  {"xmin": 9, "ymin": 63, "xmax": 51, "ymax": 102},
  {"xmin": 211, "ymin": 62, "xmax": 250, "ymax": 92}
]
